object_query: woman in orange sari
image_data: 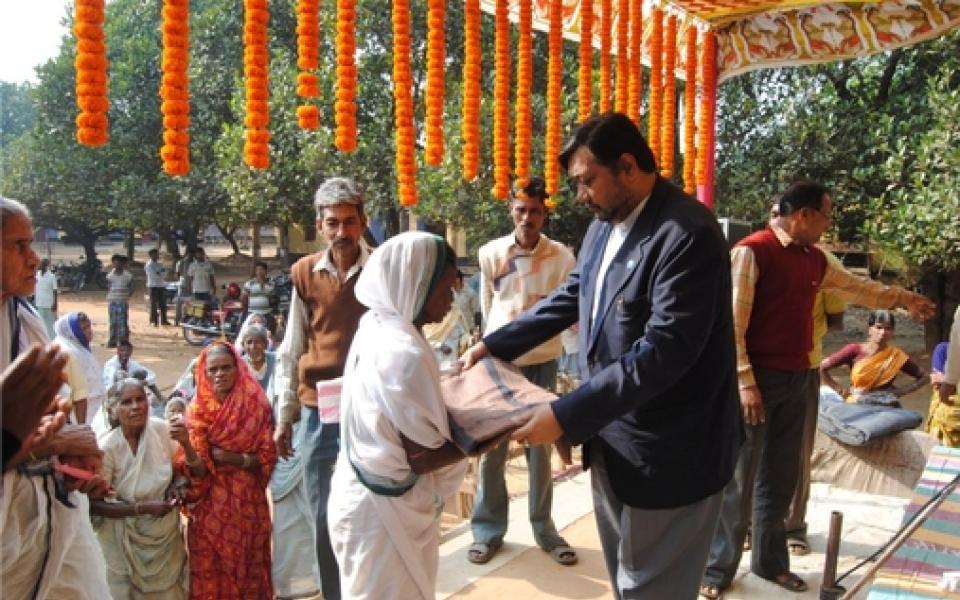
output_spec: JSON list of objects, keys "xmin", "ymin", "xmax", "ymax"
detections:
[
  {"xmin": 179, "ymin": 342, "xmax": 278, "ymax": 599},
  {"xmin": 821, "ymin": 310, "xmax": 929, "ymax": 408}
]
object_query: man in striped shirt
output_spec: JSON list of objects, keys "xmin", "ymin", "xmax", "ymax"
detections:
[{"xmin": 105, "ymin": 254, "xmax": 133, "ymax": 348}]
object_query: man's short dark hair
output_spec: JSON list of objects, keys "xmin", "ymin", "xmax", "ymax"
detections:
[
  {"xmin": 111, "ymin": 254, "xmax": 125, "ymax": 263},
  {"xmin": 777, "ymin": 181, "xmax": 830, "ymax": 216},
  {"xmin": 118, "ymin": 340, "xmax": 133, "ymax": 349},
  {"xmin": 148, "ymin": 248, "xmax": 159, "ymax": 256},
  {"xmin": 558, "ymin": 112, "xmax": 657, "ymax": 174},
  {"xmin": 254, "ymin": 261, "xmax": 268, "ymax": 270},
  {"xmin": 512, "ymin": 177, "xmax": 548, "ymax": 203}
]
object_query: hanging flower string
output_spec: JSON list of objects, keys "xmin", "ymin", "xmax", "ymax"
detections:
[
  {"xmin": 545, "ymin": 0, "xmax": 563, "ymax": 195},
  {"xmin": 577, "ymin": 0, "xmax": 593, "ymax": 122},
  {"xmin": 514, "ymin": 0, "xmax": 533, "ymax": 184},
  {"xmin": 462, "ymin": 0, "xmax": 481, "ymax": 180},
  {"xmin": 614, "ymin": 0, "xmax": 629, "ymax": 114},
  {"xmin": 660, "ymin": 14, "xmax": 677, "ymax": 177},
  {"xmin": 295, "ymin": 0, "xmax": 320, "ymax": 130},
  {"xmin": 682, "ymin": 23, "xmax": 698, "ymax": 193},
  {"xmin": 74, "ymin": 0, "xmax": 109, "ymax": 147},
  {"xmin": 492, "ymin": 0, "xmax": 511, "ymax": 199},
  {"xmin": 627, "ymin": 0, "xmax": 642, "ymax": 125},
  {"xmin": 393, "ymin": 0, "xmax": 417, "ymax": 205},
  {"xmin": 335, "ymin": 0, "xmax": 357, "ymax": 152},
  {"xmin": 243, "ymin": 0, "xmax": 270, "ymax": 169},
  {"xmin": 159, "ymin": 0, "xmax": 189, "ymax": 175},
  {"xmin": 696, "ymin": 29, "xmax": 717, "ymax": 192},
  {"xmin": 599, "ymin": 0, "xmax": 612, "ymax": 113},
  {"xmin": 647, "ymin": 7, "xmax": 663, "ymax": 167},
  {"xmin": 424, "ymin": 0, "xmax": 445, "ymax": 166}
]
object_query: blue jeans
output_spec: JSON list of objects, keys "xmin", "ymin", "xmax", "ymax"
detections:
[
  {"xmin": 301, "ymin": 405, "xmax": 341, "ymax": 600},
  {"xmin": 471, "ymin": 361, "xmax": 564, "ymax": 549}
]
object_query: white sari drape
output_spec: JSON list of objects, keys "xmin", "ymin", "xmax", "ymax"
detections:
[
  {"xmin": 1, "ymin": 298, "xmax": 111, "ymax": 599},
  {"xmin": 328, "ymin": 233, "xmax": 468, "ymax": 600},
  {"xmin": 53, "ymin": 313, "xmax": 109, "ymax": 436},
  {"xmin": 94, "ymin": 418, "xmax": 187, "ymax": 599}
]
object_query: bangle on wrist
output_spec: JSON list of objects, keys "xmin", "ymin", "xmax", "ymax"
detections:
[{"xmin": 242, "ymin": 453, "xmax": 254, "ymax": 469}]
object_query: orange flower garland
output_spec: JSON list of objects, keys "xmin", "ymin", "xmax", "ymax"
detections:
[
  {"xmin": 160, "ymin": 0, "xmax": 190, "ymax": 176},
  {"xmin": 682, "ymin": 24, "xmax": 698, "ymax": 193},
  {"xmin": 296, "ymin": 0, "xmax": 320, "ymax": 130},
  {"xmin": 576, "ymin": 0, "xmax": 593, "ymax": 122},
  {"xmin": 545, "ymin": 0, "xmax": 563, "ymax": 195},
  {"xmin": 647, "ymin": 8, "xmax": 662, "ymax": 166},
  {"xmin": 514, "ymin": 0, "xmax": 533, "ymax": 184},
  {"xmin": 243, "ymin": 0, "xmax": 270, "ymax": 169},
  {"xmin": 74, "ymin": 0, "xmax": 109, "ymax": 147},
  {"xmin": 614, "ymin": 0, "xmax": 628, "ymax": 114},
  {"xmin": 627, "ymin": 0, "xmax": 642, "ymax": 124},
  {"xmin": 598, "ymin": 0, "xmax": 612, "ymax": 113},
  {"xmin": 492, "ymin": 0, "xmax": 511, "ymax": 200},
  {"xmin": 461, "ymin": 0, "xmax": 481, "ymax": 180},
  {"xmin": 335, "ymin": 0, "xmax": 357, "ymax": 152},
  {"xmin": 393, "ymin": 0, "xmax": 417, "ymax": 205},
  {"xmin": 424, "ymin": 0, "xmax": 445, "ymax": 166},
  {"xmin": 660, "ymin": 14, "xmax": 678, "ymax": 177},
  {"xmin": 696, "ymin": 29, "xmax": 717, "ymax": 205}
]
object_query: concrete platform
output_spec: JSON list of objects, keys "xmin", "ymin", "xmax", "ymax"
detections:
[{"xmin": 438, "ymin": 477, "xmax": 907, "ymax": 599}]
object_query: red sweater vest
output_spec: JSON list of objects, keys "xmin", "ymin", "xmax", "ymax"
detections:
[{"xmin": 738, "ymin": 228, "xmax": 826, "ymax": 372}]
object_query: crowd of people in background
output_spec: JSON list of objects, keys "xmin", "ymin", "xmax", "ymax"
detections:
[{"xmin": 3, "ymin": 111, "xmax": 960, "ymax": 600}]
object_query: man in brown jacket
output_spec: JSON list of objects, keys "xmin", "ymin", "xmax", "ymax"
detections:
[{"xmin": 274, "ymin": 177, "xmax": 369, "ymax": 600}]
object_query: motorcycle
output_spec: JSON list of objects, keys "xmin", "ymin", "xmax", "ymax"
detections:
[{"xmin": 181, "ymin": 282, "xmax": 245, "ymax": 346}]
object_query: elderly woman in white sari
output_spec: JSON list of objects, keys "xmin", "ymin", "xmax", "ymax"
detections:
[
  {"xmin": 53, "ymin": 312, "xmax": 109, "ymax": 434},
  {"xmin": 90, "ymin": 378, "xmax": 197, "ymax": 599},
  {"xmin": 328, "ymin": 232, "xmax": 469, "ymax": 600}
]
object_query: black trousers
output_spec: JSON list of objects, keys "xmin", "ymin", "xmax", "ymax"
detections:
[{"xmin": 149, "ymin": 286, "xmax": 168, "ymax": 325}]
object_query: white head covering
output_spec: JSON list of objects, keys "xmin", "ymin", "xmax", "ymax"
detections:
[
  {"xmin": 234, "ymin": 312, "xmax": 272, "ymax": 353},
  {"xmin": 53, "ymin": 312, "xmax": 105, "ymax": 399},
  {"xmin": 354, "ymin": 231, "xmax": 451, "ymax": 323}
]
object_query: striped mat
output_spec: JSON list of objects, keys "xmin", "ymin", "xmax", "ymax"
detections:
[{"xmin": 868, "ymin": 445, "xmax": 960, "ymax": 599}]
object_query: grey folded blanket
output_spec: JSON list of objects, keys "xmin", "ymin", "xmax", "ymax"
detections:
[{"xmin": 817, "ymin": 394, "xmax": 922, "ymax": 446}]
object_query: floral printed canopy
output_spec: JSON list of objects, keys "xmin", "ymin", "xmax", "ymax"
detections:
[{"xmin": 480, "ymin": 0, "xmax": 960, "ymax": 82}]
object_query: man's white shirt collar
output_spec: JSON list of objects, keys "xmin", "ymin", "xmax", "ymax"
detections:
[{"xmin": 313, "ymin": 241, "xmax": 371, "ymax": 279}]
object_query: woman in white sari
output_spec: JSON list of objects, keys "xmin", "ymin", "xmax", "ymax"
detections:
[
  {"xmin": 90, "ymin": 378, "xmax": 192, "ymax": 599},
  {"xmin": 53, "ymin": 312, "xmax": 109, "ymax": 435},
  {"xmin": 328, "ymin": 232, "xmax": 469, "ymax": 600}
]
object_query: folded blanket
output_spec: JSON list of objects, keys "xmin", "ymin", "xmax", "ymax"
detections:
[
  {"xmin": 441, "ymin": 357, "xmax": 556, "ymax": 454},
  {"xmin": 818, "ymin": 388, "xmax": 922, "ymax": 446}
]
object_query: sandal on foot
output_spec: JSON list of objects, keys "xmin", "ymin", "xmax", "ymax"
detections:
[
  {"xmin": 787, "ymin": 537, "xmax": 810, "ymax": 556},
  {"xmin": 699, "ymin": 583, "xmax": 724, "ymax": 600},
  {"xmin": 544, "ymin": 542, "xmax": 578, "ymax": 566},
  {"xmin": 467, "ymin": 541, "xmax": 502, "ymax": 564},
  {"xmin": 770, "ymin": 572, "xmax": 808, "ymax": 593}
]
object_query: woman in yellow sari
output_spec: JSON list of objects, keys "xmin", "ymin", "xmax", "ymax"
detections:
[{"xmin": 820, "ymin": 310, "xmax": 929, "ymax": 408}]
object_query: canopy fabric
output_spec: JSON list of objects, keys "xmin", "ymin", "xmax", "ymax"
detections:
[{"xmin": 479, "ymin": 0, "xmax": 960, "ymax": 81}]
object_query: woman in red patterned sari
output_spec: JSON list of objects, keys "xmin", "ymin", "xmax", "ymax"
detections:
[{"xmin": 180, "ymin": 342, "xmax": 277, "ymax": 599}]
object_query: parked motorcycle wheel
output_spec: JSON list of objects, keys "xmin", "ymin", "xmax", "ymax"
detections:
[{"xmin": 182, "ymin": 325, "xmax": 207, "ymax": 346}]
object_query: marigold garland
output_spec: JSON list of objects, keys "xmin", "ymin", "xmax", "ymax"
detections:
[
  {"xmin": 424, "ymin": 0, "xmax": 445, "ymax": 166},
  {"xmin": 514, "ymin": 0, "xmax": 533, "ymax": 184},
  {"xmin": 491, "ymin": 0, "xmax": 511, "ymax": 200},
  {"xmin": 296, "ymin": 0, "xmax": 320, "ymax": 130},
  {"xmin": 660, "ymin": 14, "xmax": 678, "ymax": 177},
  {"xmin": 545, "ymin": 0, "xmax": 564, "ymax": 196},
  {"xmin": 647, "ymin": 8, "xmax": 663, "ymax": 167},
  {"xmin": 159, "ymin": 0, "xmax": 190, "ymax": 176},
  {"xmin": 576, "ymin": 0, "xmax": 593, "ymax": 122},
  {"xmin": 335, "ymin": 0, "xmax": 357, "ymax": 152},
  {"xmin": 696, "ymin": 29, "xmax": 717, "ymax": 198},
  {"xmin": 599, "ymin": 0, "xmax": 612, "ymax": 113},
  {"xmin": 627, "ymin": 0, "xmax": 642, "ymax": 124},
  {"xmin": 461, "ymin": 0, "xmax": 481, "ymax": 180},
  {"xmin": 393, "ymin": 0, "xmax": 417, "ymax": 205},
  {"xmin": 614, "ymin": 0, "xmax": 629, "ymax": 114},
  {"xmin": 243, "ymin": 0, "xmax": 270, "ymax": 169},
  {"xmin": 682, "ymin": 24, "xmax": 698, "ymax": 193},
  {"xmin": 74, "ymin": 0, "xmax": 109, "ymax": 147}
]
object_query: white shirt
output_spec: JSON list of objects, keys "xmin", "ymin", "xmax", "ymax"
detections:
[
  {"xmin": 591, "ymin": 195, "xmax": 649, "ymax": 324},
  {"xmin": 144, "ymin": 259, "xmax": 167, "ymax": 288},
  {"xmin": 945, "ymin": 306, "xmax": 960, "ymax": 386},
  {"xmin": 275, "ymin": 244, "xmax": 371, "ymax": 423},
  {"xmin": 244, "ymin": 279, "xmax": 274, "ymax": 314},
  {"xmin": 34, "ymin": 271, "xmax": 58, "ymax": 308},
  {"xmin": 187, "ymin": 260, "xmax": 215, "ymax": 293},
  {"xmin": 102, "ymin": 355, "xmax": 157, "ymax": 389}
]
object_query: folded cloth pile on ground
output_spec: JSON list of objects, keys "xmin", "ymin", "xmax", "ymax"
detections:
[{"xmin": 819, "ymin": 386, "xmax": 923, "ymax": 446}]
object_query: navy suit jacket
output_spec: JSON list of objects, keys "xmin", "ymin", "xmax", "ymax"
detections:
[{"xmin": 484, "ymin": 177, "xmax": 743, "ymax": 509}]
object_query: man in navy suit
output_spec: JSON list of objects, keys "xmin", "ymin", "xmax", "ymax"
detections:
[{"xmin": 461, "ymin": 112, "xmax": 742, "ymax": 599}]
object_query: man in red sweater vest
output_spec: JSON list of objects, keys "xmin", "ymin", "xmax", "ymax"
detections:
[{"xmin": 700, "ymin": 181, "xmax": 934, "ymax": 599}]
